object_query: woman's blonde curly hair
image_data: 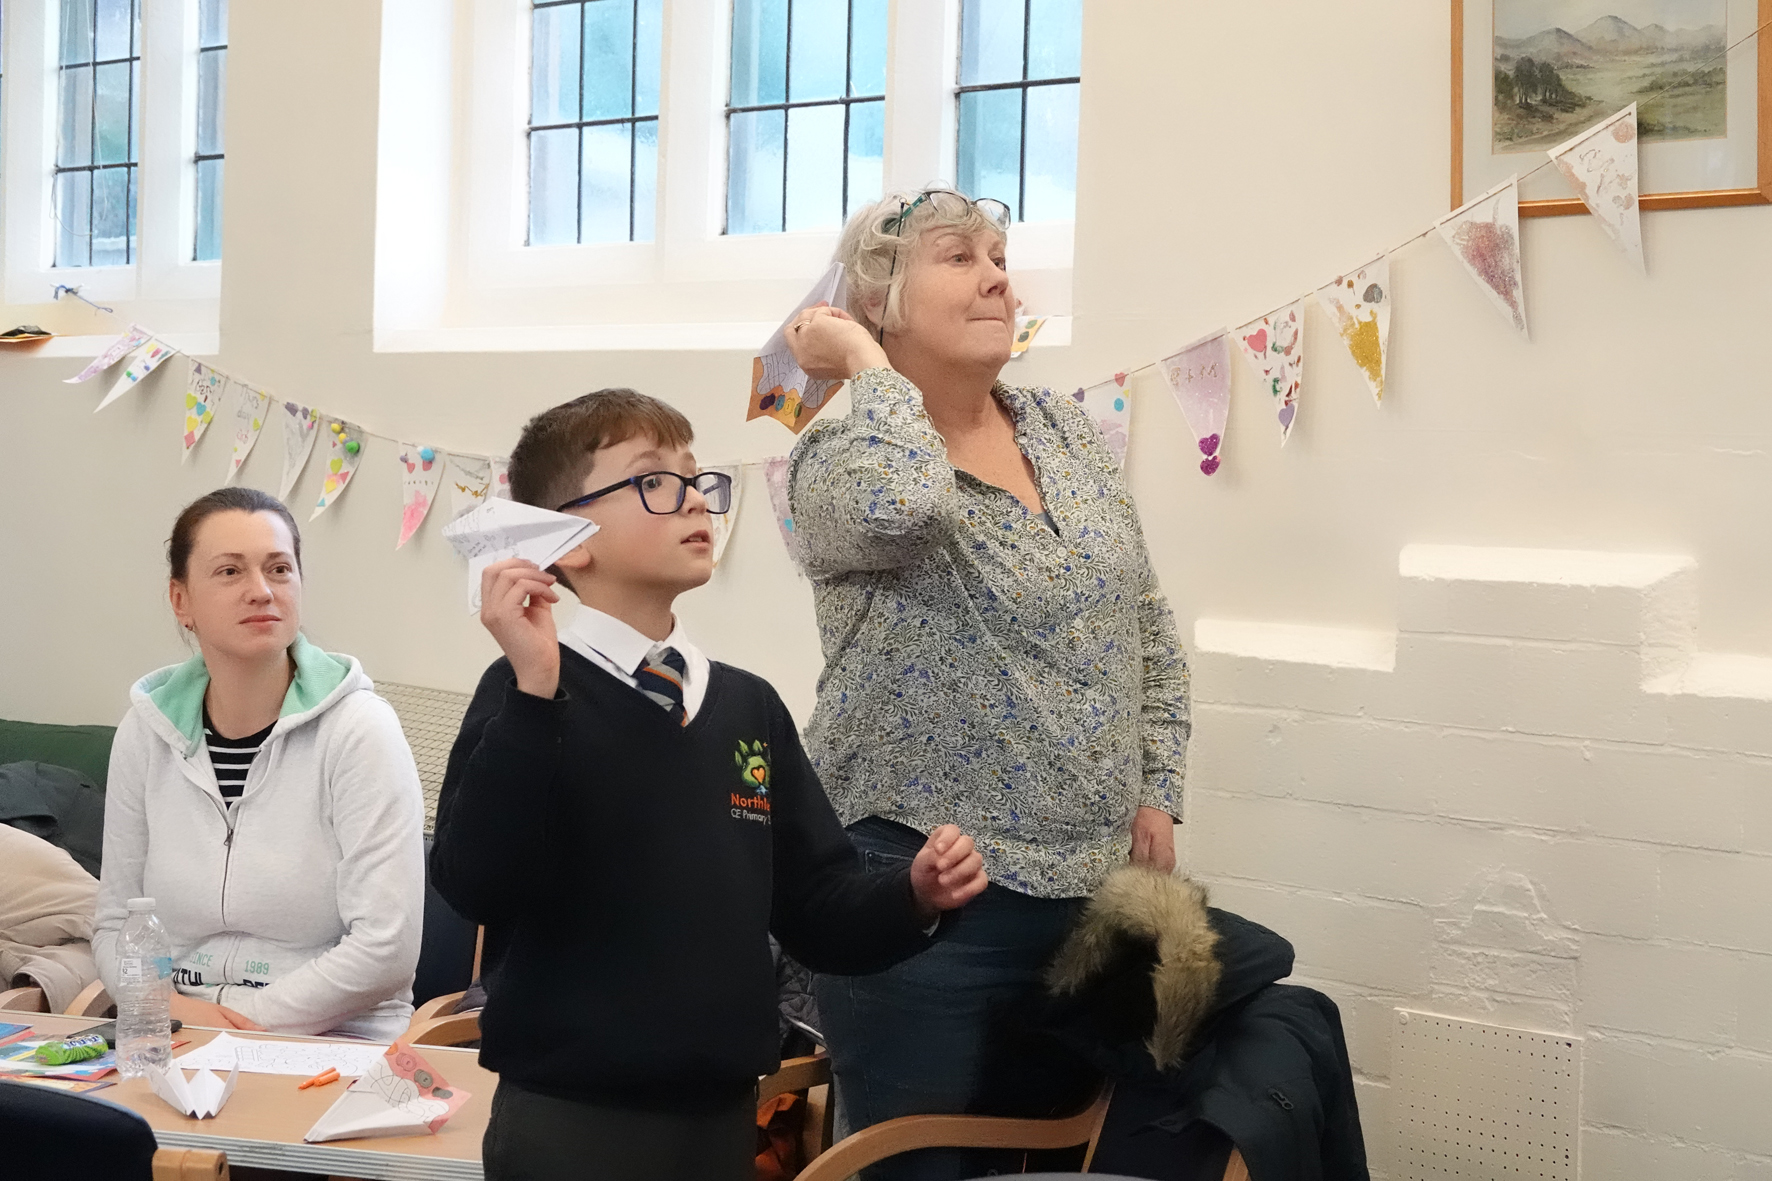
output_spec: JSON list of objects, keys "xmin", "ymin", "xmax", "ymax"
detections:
[{"xmin": 834, "ymin": 189, "xmax": 1010, "ymax": 337}]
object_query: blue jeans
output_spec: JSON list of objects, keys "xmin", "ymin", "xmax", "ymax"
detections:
[{"xmin": 814, "ymin": 818, "xmax": 1095, "ymax": 1181}]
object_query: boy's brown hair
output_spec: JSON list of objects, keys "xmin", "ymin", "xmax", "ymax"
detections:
[{"xmin": 508, "ymin": 388, "xmax": 695, "ymax": 514}]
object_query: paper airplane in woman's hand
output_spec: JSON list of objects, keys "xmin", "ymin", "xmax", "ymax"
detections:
[
  {"xmin": 303, "ymin": 1043, "xmax": 470, "ymax": 1144},
  {"xmin": 442, "ymin": 498, "xmax": 598, "ymax": 612},
  {"xmin": 747, "ymin": 262, "xmax": 848, "ymax": 435},
  {"xmin": 149, "ymin": 1061, "xmax": 240, "ymax": 1118}
]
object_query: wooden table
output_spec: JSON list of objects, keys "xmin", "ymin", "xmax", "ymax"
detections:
[{"xmin": 14, "ymin": 1012, "xmax": 493, "ymax": 1180}]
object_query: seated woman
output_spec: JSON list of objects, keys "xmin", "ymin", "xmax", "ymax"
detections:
[{"xmin": 93, "ymin": 487, "xmax": 425, "ymax": 1040}]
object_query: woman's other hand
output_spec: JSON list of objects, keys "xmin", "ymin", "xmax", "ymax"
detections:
[
  {"xmin": 1129, "ymin": 806, "xmax": 1178, "ymax": 874},
  {"xmin": 909, "ymin": 824, "xmax": 988, "ymax": 920},
  {"xmin": 784, "ymin": 304, "xmax": 890, "ymax": 382},
  {"xmin": 170, "ymin": 992, "xmax": 266, "ymax": 1031}
]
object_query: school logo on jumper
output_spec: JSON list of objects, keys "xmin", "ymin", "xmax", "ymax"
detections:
[{"xmin": 731, "ymin": 739, "xmax": 771, "ymax": 824}]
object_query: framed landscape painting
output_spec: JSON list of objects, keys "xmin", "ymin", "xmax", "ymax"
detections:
[{"xmin": 1453, "ymin": 0, "xmax": 1772, "ymax": 214}]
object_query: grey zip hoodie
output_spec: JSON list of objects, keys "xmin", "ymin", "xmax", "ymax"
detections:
[{"xmin": 92, "ymin": 636, "xmax": 425, "ymax": 1041}]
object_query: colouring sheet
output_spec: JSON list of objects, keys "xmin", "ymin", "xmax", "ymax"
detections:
[
  {"xmin": 1315, "ymin": 258, "xmax": 1391, "ymax": 405},
  {"xmin": 748, "ymin": 263, "xmax": 848, "ymax": 433},
  {"xmin": 1550, "ymin": 104, "xmax": 1644, "ymax": 272},
  {"xmin": 1437, "ymin": 176, "xmax": 1528, "ymax": 338},
  {"xmin": 1157, "ymin": 332, "xmax": 1232, "ymax": 477},
  {"xmin": 1234, "ymin": 301, "xmax": 1305, "ymax": 445}
]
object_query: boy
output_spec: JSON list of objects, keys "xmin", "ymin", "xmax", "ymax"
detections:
[{"xmin": 430, "ymin": 389, "xmax": 988, "ymax": 1181}]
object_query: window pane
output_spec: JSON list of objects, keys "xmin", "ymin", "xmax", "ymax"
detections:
[
  {"xmin": 730, "ymin": 0, "xmax": 787, "ymax": 106},
  {"xmin": 582, "ymin": 0, "xmax": 634, "ymax": 121},
  {"xmin": 784, "ymin": 102, "xmax": 844, "ymax": 231},
  {"xmin": 94, "ymin": 61, "xmax": 131, "ymax": 164},
  {"xmin": 531, "ymin": 4, "xmax": 581, "ymax": 125},
  {"xmin": 580, "ymin": 122, "xmax": 633, "ymax": 243},
  {"xmin": 1026, "ymin": 0, "xmax": 1079, "ymax": 79},
  {"xmin": 727, "ymin": 107, "xmax": 784, "ymax": 234},
  {"xmin": 634, "ymin": 0, "xmax": 663, "ymax": 117},
  {"xmin": 198, "ymin": 49, "xmax": 225, "ymax": 156},
  {"xmin": 195, "ymin": 158, "xmax": 224, "ymax": 261},
  {"xmin": 633, "ymin": 119, "xmax": 658, "ymax": 241},
  {"xmin": 788, "ymin": 0, "xmax": 847, "ymax": 103},
  {"xmin": 529, "ymin": 126, "xmax": 580, "ymax": 244},
  {"xmin": 198, "ymin": 0, "xmax": 228, "ymax": 48},
  {"xmin": 91, "ymin": 166, "xmax": 131, "ymax": 265},
  {"xmin": 60, "ymin": 0, "xmax": 94, "ymax": 66},
  {"xmin": 55, "ymin": 171, "xmax": 92, "ymax": 267},
  {"xmin": 1022, "ymin": 82, "xmax": 1076, "ymax": 221},
  {"xmin": 959, "ymin": 0, "xmax": 1024, "ymax": 86},
  {"xmin": 846, "ymin": 99, "xmax": 884, "ymax": 219},
  {"xmin": 957, "ymin": 88, "xmax": 1021, "ymax": 216},
  {"xmin": 848, "ymin": 0, "xmax": 886, "ymax": 96},
  {"xmin": 58, "ymin": 65, "xmax": 93, "ymax": 168},
  {"xmin": 94, "ymin": 0, "xmax": 134, "ymax": 61}
]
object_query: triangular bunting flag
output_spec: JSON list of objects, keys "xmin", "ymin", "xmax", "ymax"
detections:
[
  {"xmin": 489, "ymin": 456, "xmax": 513, "ymax": 501},
  {"xmin": 396, "ymin": 445, "xmax": 447, "ymax": 548},
  {"xmin": 1156, "ymin": 332, "xmax": 1232, "ymax": 477},
  {"xmin": 95, "ymin": 337, "xmax": 176, "ymax": 412},
  {"xmin": 1010, "ymin": 316, "xmax": 1046, "ymax": 358},
  {"xmin": 1315, "ymin": 258, "xmax": 1391, "ymax": 405},
  {"xmin": 705, "ymin": 464, "xmax": 743, "ymax": 567},
  {"xmin": 278, "ymin": 403, "xmax": 321, "ymax": 501},
  {"xmin": 1070, "ymin": 374, "xmax": 1132, "ymax": 469},
  {"xmin": 763, "ymin": 456, "xmax": 804, "ymax": 568},
  {"xmin": 64, "ymin": 324, "xmax": 151, "ymax": 383},
  {"xmin": 1436, "ymin": 176, "xmax": 1527, "ymax": 337},
  {"xmin": 227, "ymin": 385, "xmax": 274, "ymax": 482},
  {"xmin": 1233, "ymin": 302, "xmax": 1305, "ymax": 445},
  {"xmin": 311, "ymin": 419, "xmax": 366, "ymax": 521},
  {"xmin": 1549, "ymin": 104, "xmax": 1643, "ymax": 272},
  {"xmin": 448, "ymin": 456, "xmax": 493, "ymax": 521},
  {"xmin": 182, "ymin": 361, "xmax": 223, "ymax": 460}
]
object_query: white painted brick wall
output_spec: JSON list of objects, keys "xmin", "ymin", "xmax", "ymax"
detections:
[{"xmin": 1183, "ymin": 545, "xmax": 1772, "ymax": 1179}]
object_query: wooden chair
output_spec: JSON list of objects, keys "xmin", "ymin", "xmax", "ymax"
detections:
[
  {"xmin": 151, "ymin": 1147, "xmax": 229, "ymax": 1179},
  {"xmin": 0, "ymin": 982, "xmax": 111, "ymax": 1016},
  {"xmin": 0, "ymin": 986, "xmax": 48, "ymax": 1012},
  {"xmin": 406, "ymin": 1009, "xmax": 481, "ymax": 1048},
  {"xmin": 759, "ymin": 1051, "xmax": 837, "ymax": 1164}
]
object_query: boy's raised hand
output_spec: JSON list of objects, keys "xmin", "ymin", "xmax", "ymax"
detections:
[
  {"xmin": 909, "ymin": 824, "xmax": 988, "ymax": 921},
  {"xmin": 479, "ymin": 558, "xmax": 562, "ymax": 699}
]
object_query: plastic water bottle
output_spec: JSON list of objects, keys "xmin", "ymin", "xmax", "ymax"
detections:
[{"xmin": 115, "ymin": 897, "xmax": 173, "ymax": 1078}]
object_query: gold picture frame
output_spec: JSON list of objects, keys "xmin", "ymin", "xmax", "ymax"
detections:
[{"xmin": 1452, "ymin": 0, "xmax": 1772, "ymax": 215}]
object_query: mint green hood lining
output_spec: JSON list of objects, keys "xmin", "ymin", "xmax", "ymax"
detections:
[{"xmin": 144, "ymin": 635, "xmax": 353, "ymax": 750}]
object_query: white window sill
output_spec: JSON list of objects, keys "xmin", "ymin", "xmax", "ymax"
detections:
[{"xmin": 374, "ymin": 315, "xmax": 1070, "ymax": 354}]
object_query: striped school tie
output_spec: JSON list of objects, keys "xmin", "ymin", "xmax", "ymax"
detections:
[{"xmin": 635, "ymin": 646, "xmax": 688, "ymax": 726}]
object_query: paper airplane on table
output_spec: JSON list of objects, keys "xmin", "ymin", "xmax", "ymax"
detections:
[
  {"xmin": 747, "ymin": 262, "xmax": 848, "ymax": 434},
  {"xmin": 303, "ymin": 1042, "xmax": 470, "ymax": 1144},
  {"xmin": 441, "ymin": 497, "xmax": 599, "ymax": 612},
  {"xmin": 149, "ymin": 1062, "xmax": 240, "ymax": 1118}
]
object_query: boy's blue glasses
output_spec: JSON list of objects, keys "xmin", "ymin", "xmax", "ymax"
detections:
[{"xmin": 556, "ymin": 471, "xmax": 733, "ymax": 516}]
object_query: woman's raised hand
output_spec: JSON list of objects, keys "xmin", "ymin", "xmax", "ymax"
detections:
[{"xmin": 783, "ymin": 303, "xmax": 890, "ymax": 382}]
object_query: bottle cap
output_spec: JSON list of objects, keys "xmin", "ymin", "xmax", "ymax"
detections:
[{"xmin": 126, "ymin": 897, "xmax": 156, "ymax": 911}]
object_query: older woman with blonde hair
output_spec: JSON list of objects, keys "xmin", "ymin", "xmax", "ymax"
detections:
[{"xmin": 784, "ymin": 189, "xmax": 1191, "ymax": 1180}]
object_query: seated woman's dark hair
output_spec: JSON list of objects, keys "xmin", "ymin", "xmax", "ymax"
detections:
[{"xmin": 167, "ymin": 487, "xmax": 304, "ymax": 581}]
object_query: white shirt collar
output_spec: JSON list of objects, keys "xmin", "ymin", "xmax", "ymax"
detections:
[{"xmin": 565, "ymin": 604, "xmax": 689, "ymax": 676}]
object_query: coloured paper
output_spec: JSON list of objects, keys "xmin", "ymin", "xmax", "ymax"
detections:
[
  {"xmin": 64, "ymin": 324, "xmax": 150, "ymax": 383},
  {"xmin": 310, "ymin": 419, "xmax": 366, "ymax": 521},
  {"xmin": 94, "ymin": 337, "xmax": 176, "ymax": 411},
  {"xmin": 1070, "ymin": 374, "xmax": 1133, "ymax": 469},
  {"xmin": 747, "ymin": 262, "xmax": 848, "ymax": 434},
  {"xmin": 1436, "ymin": 176, "xmax": 1528, "ymax": 338},
  {"xmin": 397, "ymin": 444, "xmax": 447, "ymax": 548},
  {"xmin": 1233, "ymin": 301, "xmax": 1305, "ymax": 445},
  {"xmin": 1156, "ymin": 332, "xmax": 1233, "ymax": 477},
  {"xmin": 489, "ymin": 456, "xmax": 513, "ymax": 500},
  {"xmin": 303, "ymin": 1043, "xmax": 471, "ymax": 1144},
  {"xmin": 182, "ymin": 361, "xmax": 223, "ymax": 460},
  {"xmin": 174, "ymin": 1032, "xmax": 390, "ymax": 1078},
  {"xmin": 763, "ymin": 456, "xmax": 804, "ymax": 567},
  {"xmin": 1315, "ymin": 258, "xmax": 1391, "ymax": 406},
  {"xmin": 448, "ymin": 455, "xmax": 493, "ymax": 521},
  {"xmin": 706, "ymin": 464, "xmax": 743, "ymax": 567},
  {"xmin": 1549, "ymin": 104, "xmax": 1644, "ymax": 272},
  {"xmin": 442, "ymin": 497, "xmax": 600, "ymax": 612},
  {"xmin": 1010, "ymin": 316, "xmax": 1046, "ymax": 357},
  {"xmin": 148, "ymin": 1062, "xmax": 239, "ymax": 1118},
  {"xmin": 278, "ymin": 403, "xmax": 321, "ymax": 501},
  {"xmin": 227, "ymin": 385, "xmax": 274, "ymax": 481}
]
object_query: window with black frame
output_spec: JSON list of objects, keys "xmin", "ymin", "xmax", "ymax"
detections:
[
  {"xmin": 956, "ymin": 0, "xmax": 1080, "ymax": 224},
  {"xmin": 528, "ymin": 0, "xmax": 664, "ymax": 245},
  {"xmin": 54, "ymin": 0, "xmax": 142, "ymax": 267},
  {"xmin": 194, "ymin": 0, "xmax": 226, "ymax": 261},
  {"xmin": 726, "ymin": 0, "xmax": 886, "ymax": 235}
]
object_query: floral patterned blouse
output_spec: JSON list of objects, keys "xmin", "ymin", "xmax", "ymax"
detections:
[{"xmin": 788, "ymin": 367, "xmax": 1190, "ymax": 898}]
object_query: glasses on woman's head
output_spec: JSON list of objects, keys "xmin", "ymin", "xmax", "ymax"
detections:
[
  {"xmin": 556, "ymin": 471, "xmax": 734, "ymax": 516},
  {"xmin": 876, "ymin": 189, "xmax": 1013, "ymax": 341}
]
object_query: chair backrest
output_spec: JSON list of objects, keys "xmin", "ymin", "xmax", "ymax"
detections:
[
  {"xmin": 0, "ymin": 1079, "xmax": 157, "ymax": 1179},
  {"xmin": 415, "ymin": 835, "xmax": 480, "ymax": 1007},
  {"xmin": 377, "ymin": 681, "xmax": 472, "ymax": 836}
]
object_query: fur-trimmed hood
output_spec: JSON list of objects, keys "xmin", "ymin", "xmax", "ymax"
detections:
[{"xmin": 1043, "ymin": 867, "xmax": 1296, "ymax": 1075}]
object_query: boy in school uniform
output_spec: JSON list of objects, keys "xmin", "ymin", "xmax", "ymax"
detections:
[{"xmin": 430, "ymin": 389, "xmax": 989, "ymax": 1181}]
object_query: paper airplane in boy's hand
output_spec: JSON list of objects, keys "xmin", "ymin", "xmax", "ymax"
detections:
[
  {"xmin": 149, "ymin": 1061, "xmax": 240, "ymax": 1118},
  {"xmin": 747, "ymin": 262, "xmax": 848, "ymax": 435},
  {"xmin": 441, "ymin": 497, "xmax": 598, "ymax": 612},
  {"xmin": 303, "ymin": 1042, "xmax": 470, "ymax": 1143}
]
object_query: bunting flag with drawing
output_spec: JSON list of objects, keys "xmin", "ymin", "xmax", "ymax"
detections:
[
  {"xmin": 1071, "ymin": 375, "xmax": 1133, "ymax": 469},
  {"xmin": 1010, "ymin": 316, "xmax": 1046, "ymax": 357},
  {"xmin": 748, "ymin": 263, "xmax": 848, "ymax": 434},
  {"xmin": 311, "ymin": 420, "xmax": 366, "ymax": 521},
  {"xmin": 227, "ymin": 386, "xmax": 274, "ymax": 481},
  {"xmin": 706, "ymin": 464, "xmax": 743, "ymax": 567},
  {"xmin": 64, "ymin": 324, "xmax": 151, "ymax": 383},
  {"xmin": 95, "ymin": 337, "xmax": 176, "ymax": 412},
  {"xmin": 1436, "ymin": 176, "xmax": 1527, "ymax": 338},
  {"xmin": 182, "ymin": 361, "xmax": 223, "ymax": 460},
  {"xmin": 278, "ymin": 403, "xmax": 321, "ymax": 500},
  {"xmin": 1157, "ymin": 332, "xmax": 1232, "ymax": 477},
  {"xmin": 763, "ymin": 456, "xmax": 804, "ymax": 567},
  {"xmin": 489, "ymin": 457, "xmax": 512, "ymax": 500},
  {"xmin": 448, "ymin": 455, "xmax": 493, "ymax": 521},
  {"xmin": 1233, "ymin": 302, "xmax": 1305, "ymax": 445},
  {"xmin": 396, "ymin": 445, "xmax": 447, "ymax": 548},
  {"xmin": 1549, "ymin": 104, "xmax": 1643, "ymax": 273},
  {"xmin": 1315, "ymin": 258, "xmax": 1391, "ymax": 405}
]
